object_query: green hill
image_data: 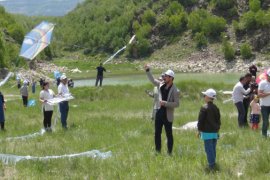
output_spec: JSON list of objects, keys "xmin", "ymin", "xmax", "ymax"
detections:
[{"xmin": 52, "ymin": 0, "xmax": 270, "ymax": 62}]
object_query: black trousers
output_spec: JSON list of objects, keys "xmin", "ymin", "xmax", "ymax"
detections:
[
  {"xmin": 243, "ymin": 98, "xmax": 250, "ymax": 126},
  {"xmin": 155, "ymin": 109, "xmax": 173, "ymax": 154},
  {"xmin": 43, "ymin": 110, "xmax": 53, "ymax": 128},
  {"xmin": 22, "ymin": 96, "xmax": 28, "ymax": 107},
  {"xmin": 95, "ymin": 75, "xmax": 103, "ymax": 86}
]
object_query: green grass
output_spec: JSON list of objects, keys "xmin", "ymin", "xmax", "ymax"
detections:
[{"xmin": 0, "ymin": 75, "xmax": 268, "ymax": 179}]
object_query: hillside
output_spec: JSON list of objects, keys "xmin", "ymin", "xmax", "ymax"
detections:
[
  {"xmin": 53, "ymin": 0, "xmax": 270, "ymax": 63},
  {"xmin": 1, "ymin": 0, "xmax": 270, "ymax": 74}
]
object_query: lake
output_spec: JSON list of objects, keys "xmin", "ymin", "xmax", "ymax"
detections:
[{"xmin": 74, "ymin": 73, "xmax": 240, "ymax": 87}]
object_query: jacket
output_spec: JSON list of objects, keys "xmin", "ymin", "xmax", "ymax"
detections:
[
  {"xmin": 197, "ymin": 102, "xmax": 221, "ymax": 132},
  {"xmin": 146, "ymin": 71, "xmax": 180, "ymax": 122}
]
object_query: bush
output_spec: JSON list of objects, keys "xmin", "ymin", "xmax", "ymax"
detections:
[
  {"xmin": 136, "ymin": 23, "xmax": 152, "ymax": 38},
  {"xmin": 0, "ymin": 33, "xmax": 6, "ymax": 68},
  {"xmin": 178, "ymin": 0, "xmax": 198, "ymax": 7},
  {"xmin": 168, "ymin": 13, "xmax": 187, "ymax": 33},
  {"xmin": 8, "ymin": 24, "xmax": 24, "ymax": 43},
  {"xmin": 240, "ymin": 43, "xmax": 253, "ymax": 59},
  {"xmin": 128, "ymin": 37, "xmax": 152, "ymax": 58},
  {"xmin": 141, "ymin": 9, "xmax": 156, "ymax": 25},
  {"xmin": 187, "ymin": 9, "xmax": 209, "ymax": 33},
  {"xmin": 222, "ymin": 40, "xmax": 235, "ymax": 61},
  {"xmin": 194, "ymin": 32, "xmax": 208, "ymax": 49},
  {"xmin": 202, "ymin": 16, "xmax": 226, "ymax": 39},
  {"xmin": 165, "ymin": 1, "xmax": 184, "ymax": 16},
  {"xmin": 214, "ymin": 0, "xmax": 235, "ymax": 10},
  {"xmin": 249, "ymin": 0, "xmax": 261, "ymax": 13},
  {"xmin": 241, "ymin": 11, "xmax": 257, "ymax": 30}
]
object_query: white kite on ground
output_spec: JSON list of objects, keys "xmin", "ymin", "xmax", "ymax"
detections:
[
  {"xmin": 6, "ymin": 129, "xmax": 46, "ymax": 141},
  {"xmin": 0, "ymin": 150, "xmax": 112, "ymax": 165},
  {"xmin": 173, "ymin": 121, "xmax": 198, "ymax": 130}
]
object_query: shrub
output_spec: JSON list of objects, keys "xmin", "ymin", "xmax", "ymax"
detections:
[
  {"xmin": 136, "ymin": 23, "xmax": 152, "ymax": 38},
  {"xmin": 0, "ymin": 33, "xmax": 6, "ymax": 68},
  {"xmin": 222, "ymin": 40, "xmax": 235, "ymax": 61},
  {"xmin": 241, "ymin": 11, "xmax": 257, "ymax": 30},
  {"xmin": 202, "ymin": 16, "xmax": 226, "ymax": 39},
  {"xmin": 214, "ymin": 0, "xmax": 235, "ymax": 10},
  {"xmin": 249, "ymin": 0, "xmax": 261, "ymax": 13},
  {"xmin": 8, "ymin": 24, "xmax": 24, "ymax": 43},
  {"xmin": 240, "ymin": 43, "xmax": 253, "ymax": 59},
  {"xmin": 165, "ymin": 1, "xmax": 184, "ymax": 16},
  {"xmin": 141, "ymin": 9, "xmax": 156, "ymax": 25},
  {"xmin": 188, "ymin": 9, "xmax": 209, "ymax": 33},
  {"xmin": 168, "ymin": 12, "xmax": 187, "ymax": 33},
  {"xmin": 178, "ymin": 0, "xmax": 198, "ymax": 7},
  {"xmin": 128, "ymin": 37, "xmax": 152, "ymax": 58},
  {"xmin": 194, "ymin": 32, "xmax": 208, "ymax": 49}
]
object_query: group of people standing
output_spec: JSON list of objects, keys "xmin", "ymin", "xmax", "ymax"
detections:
[
  {"xmin": 39, "ymin": 74, "xmax": 71, "ymax": 131},
  {"xmin": 15, "ymin": 74, "xmax": 71, "ymax": 132},
  {"xmin": 232, "ymin": 63, "xmax": 270, "ymax": 137}
]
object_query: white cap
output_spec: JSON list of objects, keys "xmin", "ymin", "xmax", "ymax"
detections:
[
  {"xmin": 202, "ymin": 88, "xmax": 216, "ymax": 99},
  {"xmin": 164, "ymin": 69, "xmax": 175, "ymax": 78},
  {"xmin": 60, "ymin": 74, "xmax": 67, "ymax": 80},
  {"xmin": 23, "ymin": 80, "xmax": 28, "ymax": 84},
  {"xmin": 267, "ymin": 69, "xmax": 270, "ymax": 76}
]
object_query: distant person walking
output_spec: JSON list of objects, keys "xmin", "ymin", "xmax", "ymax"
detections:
[
  {"xmin": 95, "ymin": 63, "xmax": 106, "ymax": 87},
  {"xmin": 0, "ymin": 92, "xmax": 6, "ymax": 131},
  {"xmin": 145, "ymin": 65, "xmax": 179, "ymax": 155},
  {"xmin": 249, "ymin": 63, "xmax": 258, "ymax": 77},
  {"xmin": 197, "ymin": 88, "xmax": 221, "ymax": 172},
  {"xmin": 258, "ymin": 70, "xmax": 270, "ymax": 137},
  {"xmin": 40, "ymin": 81, "xmax": 55, "ymax": 132},
  {"xmin": 232, "ymin": 76, "xmax": 251, "ymax": 127},
  {"xmin": 20, "ymin": 80, "xmax": 29, "ymax": 107},
  {"xmin": 58, "ymin": 74, "xmax": 70, "ymax": 129}
]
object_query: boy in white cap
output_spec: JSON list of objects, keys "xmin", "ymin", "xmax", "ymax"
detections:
[
  {"xmin": 144, "ymin": 65, "xmax": 179, "ymax": 155},
  {"xmin": 197, "ymin": 88, "xmax": 221, "ymax": 172}
]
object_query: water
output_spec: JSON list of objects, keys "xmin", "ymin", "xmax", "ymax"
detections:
[
  {"xmin": 74, "ymin": 73, "xmax": 240, "ymax": 87},
  {"xmin": 74, "ymin": 74, "xmax": 149, "ymax": 87}
]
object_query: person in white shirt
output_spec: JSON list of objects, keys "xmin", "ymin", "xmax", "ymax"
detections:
[
  {"xmin": 232, "ymin": 76, "xmax": 251, "ymax": 127},
  {"xmin": 40, "ymin": 81, "xmax": 55, "ymax": 132},
  {"xmin": 258, "ymin": 69, "xmax": 270, "ymax": 137},
  {"xmin": 58, "ymin": 74, "xmax": 70, "ymax": 129}
]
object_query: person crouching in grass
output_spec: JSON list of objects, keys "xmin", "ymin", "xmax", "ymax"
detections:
[{"xmin": 197, "ymin": 88, "xmax": 221, "ymax": 172}]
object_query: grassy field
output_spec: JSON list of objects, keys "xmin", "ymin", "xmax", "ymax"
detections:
[{"xmin": 0, "ymin": 74, "xmax": 269, "ymax": 179}]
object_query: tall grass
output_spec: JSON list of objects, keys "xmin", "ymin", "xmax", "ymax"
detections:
[{"xmin": 0, "ymin": 78, "xmax": 268, "ymax": 179}]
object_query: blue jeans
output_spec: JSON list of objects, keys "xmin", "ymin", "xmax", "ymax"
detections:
[
  {"xmin": 204, "ymin": 139, "xmax": 217, "ymax": 168},
  {"xmin": 261, "ymin": 106, "xmax": 270, "ymax": 137},
  {"xmin": 235, "ymin": 102, "xmax": 247, "ymax": 127},
  {"xmin": 59, "ymin": 101, "xmax": 69, "ymax": 128}
]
